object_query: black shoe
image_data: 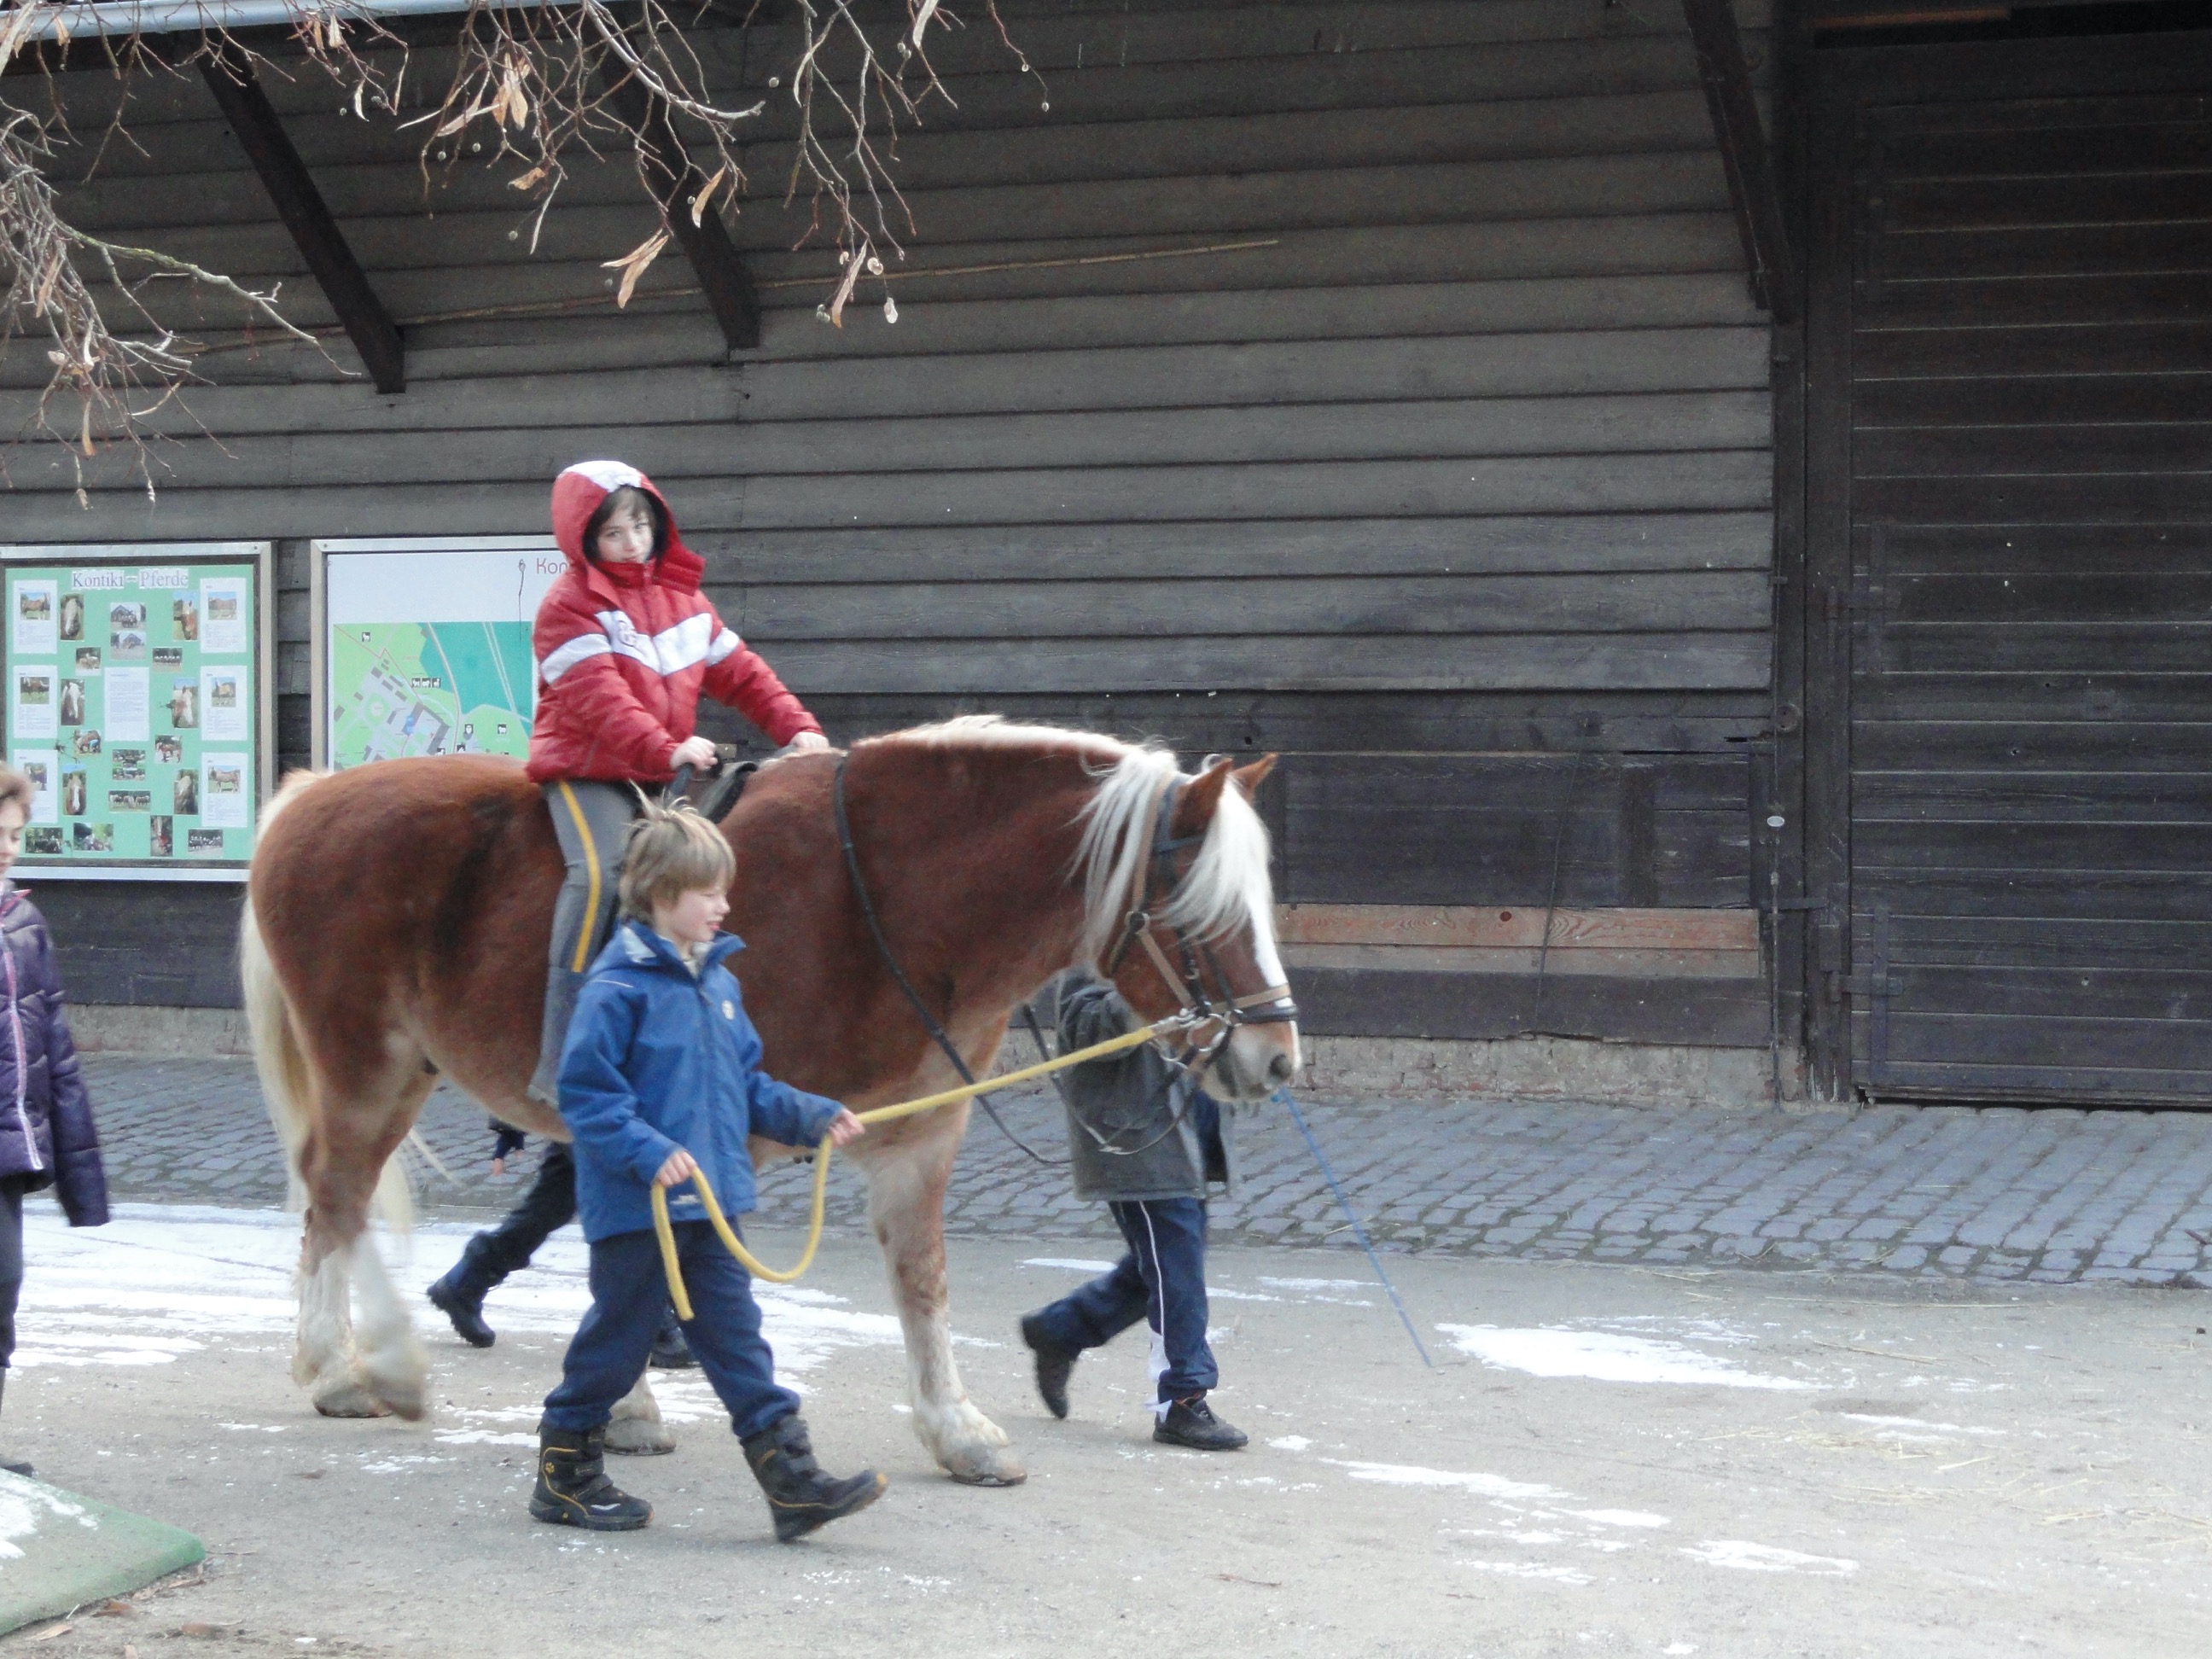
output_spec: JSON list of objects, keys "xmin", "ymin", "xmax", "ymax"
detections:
[
  {"xmin": 1153, "ymin": 1394, "xmax": 1248, "ymax": 1452},
  {"xmin": 1018, "ymin": 1313, "xmax": 1075, "ymax": 1420},
  {"xmin": 649, "ymin": 1317, "xmax": 698, "ymax": 1371},
  {"xmin": 741, "ymin": 1415, "xmax": 886, "ymax": 1543},
  {"xmin": 528, "ymin": 1423, "xmax": 651, "ymax": 1531},
  {"xmin": 427, "ymin": 1272, "xmax": 496, "ymax": 1348}
]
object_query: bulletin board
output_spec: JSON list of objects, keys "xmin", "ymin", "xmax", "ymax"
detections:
[
  {"xmin": 0, "ymin": 544, "xmax": 273, "ymax": 881},
  {"xmin": 311, "ymin": 536, "xmax": 564, "ymax": 771}
]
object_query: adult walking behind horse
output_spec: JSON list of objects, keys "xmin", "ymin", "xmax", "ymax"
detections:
[{"xmin": 242, "ymin": 719, "xmax": 1298, "ymax": 1486}]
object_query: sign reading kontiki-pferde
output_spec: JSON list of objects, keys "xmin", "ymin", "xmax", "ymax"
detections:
[{"xmin": 0, "ymin": 544, "xmax": 272, "ymax": 879}]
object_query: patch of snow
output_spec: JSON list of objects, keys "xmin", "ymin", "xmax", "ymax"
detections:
[
  {"xmin": 1267, "ymin": 1435, "xmax": 1312, "ymax": 1452},
  {"xmin": 1569, "ymin": 1510, "xmax": 1669, "ymax": 1528},
  {"xmin": 1438, "ymin": 1325, "xmax": 1818, "ymax": 1391},
  {"xmin": 1841, "ymin": 1415, "xmax": 2000, "ymax": 1436},
  {"xmin": 1324, "ymin": 1459, "xmax": 1567, "ymax": 1501},
  {"xmin": 1021, "ymin": 1258, "xmax": 1117, "ymax": 1273},
  {"xmin": 1258, "ymin": 1277, "xmax": 1370, "ymax": 1289},
  {"xmin": 1682, "ymin": 1540, "xmax": 1857, "ymax": 1575},
  {"xmin": 433, "ymin": 1429, "xmax": 538, "ymax": 1447},
  {"xmin": 0, "ymin": 1474, "xmax": 96, "ymax": 1560},
  {"xmin": 1458, "ymin": 1559, "xmax": 1592, "ymax": 1586}
]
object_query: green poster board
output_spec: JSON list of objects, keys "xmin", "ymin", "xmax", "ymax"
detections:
[{"xmin": 2, "ymin": 546, "xmax": 270, "ymax": 877}]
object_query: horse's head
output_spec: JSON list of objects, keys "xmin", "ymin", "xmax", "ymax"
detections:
[{"xmin": 1078, "ymin": 750, "xmax": 1301, "ymax": 1102}]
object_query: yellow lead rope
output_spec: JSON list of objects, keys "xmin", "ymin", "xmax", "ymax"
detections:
[{"xmin": 649, "ymin": 1019, "xmax": 1185, "ymax": 1312}]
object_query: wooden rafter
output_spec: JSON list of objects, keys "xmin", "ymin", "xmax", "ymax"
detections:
[
  {"xmin": 199, "ymin": 43, "xmax": 405, "ymax": 392},
  {"xmin": 599, "ymin": 67, "xmax": 762, "ymax": 352},
  {"xmin": 1679, "ymin": 0, "xmax": 1800, "ymax": 323}
]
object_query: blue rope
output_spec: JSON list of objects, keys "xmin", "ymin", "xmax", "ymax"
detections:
[{"xmin": 1275, "ymin": 1091, "xmax": 1433, "ymax": 1369}]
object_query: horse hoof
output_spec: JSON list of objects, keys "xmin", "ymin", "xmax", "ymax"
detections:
[
  {"xmin": 944, "ymin": 1447, "xmax": 1027, "ymax": 1487},
  {"xmin": 604, "ymin": 1418, "xmax": 677, "ymax": 1456},
  {"xmin": 311, "ymin": 1378, "xmax": 392, "ymax": 1419}
]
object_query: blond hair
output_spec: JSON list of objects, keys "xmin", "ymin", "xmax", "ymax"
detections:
[
  {"xmin": 618, "ymin": 799, "xmax": 734, "ymax": 918},
  {"xmin": 0, "ymin": 765, "xmax": 34, "ymax": 823}
]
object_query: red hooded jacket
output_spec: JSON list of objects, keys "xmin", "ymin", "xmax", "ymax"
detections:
[{"xmin": 526, "ymin": 460, "xmax": 819, "ymax": 783}]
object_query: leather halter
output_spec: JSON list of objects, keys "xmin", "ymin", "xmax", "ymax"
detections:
[{"xmin": 1103, "ymin": 776, "xmax": 1299, "ymax": 1039}]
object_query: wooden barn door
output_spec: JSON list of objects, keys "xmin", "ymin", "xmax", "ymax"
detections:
[{"xmin": 1806, "ymin": 32, "xmax": 2212, "ymax": 1102}]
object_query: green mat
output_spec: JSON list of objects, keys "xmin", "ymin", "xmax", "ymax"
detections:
[{"xmin": 0, "ymin": 1472, "xmax": 204, "ymax": 1636}]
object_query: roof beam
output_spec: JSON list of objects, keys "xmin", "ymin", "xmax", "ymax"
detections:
[
  {"xmin": 200, "ymin": 43, "xmax": 405, "ymax": 391},
  {"xmin": 1679, "ymin": 0, "xmax": 1800, "ymax": 323},
  {"xmin": 599, "ymin": 67, "xmax": 761, "ymax": 352}
]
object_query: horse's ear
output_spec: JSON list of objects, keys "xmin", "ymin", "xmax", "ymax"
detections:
[
  {"xmin": 1231, "ymin": 754, "xmax": 1277, "ymax": 799},
  {"xmin": 1174, "ymin": 757, "xmax": 1236, "ymax": 835}
]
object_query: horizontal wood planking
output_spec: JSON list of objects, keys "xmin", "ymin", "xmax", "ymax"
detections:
[
  {"xmin": 1853, "ymin": 720, "xmax": 2212, "ymax": 772},
  {"xmin": 1292, "ymin": 964, "xmax": 1769, "ymax": 1045},
  {"xmin": 1283, "ymin": 943, "xmax": 1760, "ymax": 978},
  {"xmin": 1278, "ymin": 904, "xmax": 1758, "ymax": 950}
]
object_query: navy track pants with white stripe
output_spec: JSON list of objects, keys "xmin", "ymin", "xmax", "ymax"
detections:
[{"xmin": 1027, "ymin": 1197, "xmax": 1216, "ymax": 1412}]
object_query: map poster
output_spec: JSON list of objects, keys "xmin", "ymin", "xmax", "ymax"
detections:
[
  {"xmin": 0, "ymin": 555, "xmax": 261, "ymax": 870},
  {"xmin": 320, "ymin": 542, "xmax": 565, "ymax": 771}
]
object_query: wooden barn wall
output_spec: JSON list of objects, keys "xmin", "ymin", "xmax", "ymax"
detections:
[{"xmin": 5, "ymin": 0, "xmax": 1776, "ymax": 1032}]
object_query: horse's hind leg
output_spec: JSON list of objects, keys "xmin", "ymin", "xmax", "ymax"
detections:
[
  {"xmin": 294, "ymin": 1062, "xmax": 434, "ymax": 1421},
  {"xmin": 859, "ymin": 1105, "xmax": 1025, "ymax": 1487}
]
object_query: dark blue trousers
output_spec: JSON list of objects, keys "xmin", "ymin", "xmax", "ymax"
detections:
[
  {"xmin": 542, "ymin": 1221, "xmax": 798, "ymax": 1441},
  {"xmin": 1027, "ymin": 1198, "xmax": 1216, "ymax": 1411}
]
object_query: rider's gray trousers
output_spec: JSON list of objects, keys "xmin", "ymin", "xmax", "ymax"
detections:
[{"xmin": 531, "ymin": 778, "xmax": 639, "ymax": 1105}]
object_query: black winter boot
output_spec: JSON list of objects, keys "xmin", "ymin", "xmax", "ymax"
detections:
[
  {"xmin": 741, "ymin": 1415, "xmax": 886, "ymax": 1542},
  {"xmin": 0, "ymin": 1373, "xmax": 30, "ymax": 1476},
  {"xmin": 1018, "ymin": 1313, "xmax": 1075, "ymax": 1420},
  {"xmin": 426, "ymin": 1269, "xmax": 496, "ymax": 1349},
  {"xmin": 528, "ymin": 1423, "xmax": 651, "ymax": 1530},
  {"xmin": 649, "ymin": 1311, "xmax": 698, "ymax": 1371},
  {"xmin": 1153, "ymin": 1394, "xmax": 1249, "ymax": 1452}
]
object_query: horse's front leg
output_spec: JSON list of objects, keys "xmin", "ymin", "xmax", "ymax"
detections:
[{"xmin": 857, "ymin": 1103, "xmax": 1024, "ymax": 1487}]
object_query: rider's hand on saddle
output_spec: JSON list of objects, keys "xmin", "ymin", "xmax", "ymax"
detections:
[
  {"xmin": 670, "ymin": 736, "xmax": 719, "ymax": 772},
  {"xmin": 824, "ymin": 1109, "xmax": 865, "ymax": 1147},
  {"xmin": 786, "ymin": 731, "xmax": 831, "ymax": 753},
  {"xmin": 654, "ymin": 1147, "xmax": 700, "ymax": 1189}
]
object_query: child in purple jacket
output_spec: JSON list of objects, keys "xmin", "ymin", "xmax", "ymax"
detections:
[{"xmin": 0, "ymin": 765, "xmax": 108, "ymax": 1475}]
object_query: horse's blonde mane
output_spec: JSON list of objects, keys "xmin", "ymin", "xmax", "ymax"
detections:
[{"xmin": 866, "ymin": 714, "xmax": 1275, "ymax": 964}]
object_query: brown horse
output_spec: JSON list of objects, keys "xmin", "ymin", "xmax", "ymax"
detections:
[{"xmin": 240, "ymin": 718, "xmax": 1298, "ymax": 1485}]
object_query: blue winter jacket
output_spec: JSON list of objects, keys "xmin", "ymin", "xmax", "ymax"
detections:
[
  {"xmin": 556, "ymin": 919, "xmax": 841, "ymax": 1243},
  {"xmin": 0, "ymin": 885, "xmax": 106, "ymax": 1225}
]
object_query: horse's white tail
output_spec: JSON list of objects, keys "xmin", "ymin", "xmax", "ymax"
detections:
[{"xmin": 241, "ymin": 777, "xmax": 413, "ymax": 1232}]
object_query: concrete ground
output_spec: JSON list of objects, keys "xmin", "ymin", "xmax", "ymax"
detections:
[
  {"xmin": 87, "ymin": 1057, "xmax": 2212, "ymax": 1287},
  {"xmin": 7, "ymin": 1200, "xmax": 2210, "ymax": 1658}
]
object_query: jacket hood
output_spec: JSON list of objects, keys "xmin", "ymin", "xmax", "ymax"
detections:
[
  {"xmin": 599, "ymin": 917, "xmax": 746, "ymax": 979},
  {"xmin": 550, "ymin": 460, "xmax": 706, "ymax": 598}
]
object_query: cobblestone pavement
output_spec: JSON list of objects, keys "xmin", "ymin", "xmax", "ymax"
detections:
[{"xmin": 83, "ymin": 1056, "xmax": 2212, "ymax": 1289}]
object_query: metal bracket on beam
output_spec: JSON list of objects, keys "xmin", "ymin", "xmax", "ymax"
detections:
[
  {"xmin": 599, "ymin": 67, "xmax": 761, "ymax": 352},
  {"xmin": 1679, "ymin": 0, "xmax": 1800, "ymax": 323},
  {"xmin": 200, "ymin": 44, "xmax": 405, "ymax": 392}
]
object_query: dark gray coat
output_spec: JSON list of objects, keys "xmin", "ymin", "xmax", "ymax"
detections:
[
  {"xmin": 1055, "ymin": 976, "xmax": 1237, "ymax": 1203},
  {"xmin": 0, "ymin": 885, "xmax": 106, "ymax": 1225}
]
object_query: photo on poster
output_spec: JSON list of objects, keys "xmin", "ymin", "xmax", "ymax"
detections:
[
  {"xmin": 60, "ymin": 768, "xmax": 86, "ymax": 818},
  {"xmin": 186, "ymin": 828, "xmax": 224, "ymax": 854},
  {"xmin": 108, "ymin": 789, "xmax": 150, "ymax": 813},
  {"xmin": 57, "ymin": 679, "xmax": 84, "ymax": 726},
  {"xmin": 9, "ymin": 753, "xmax": 55, "ymax": 824},
  {"xmin": 110, "ymin": 748, "xmax": 146, "ymax": 782},
  {"xmin": 167, "ymin": 677, "xmax": 198, "ymax": 730},
  {"xmin": 201, "ymin": 665, "xmax": 247, "ymax": 742},
  {"xmin": 13, "ymin": 672, "xmax": 55, "ymax": 741},
  {"xmin": 201, "ymin": 753, "xmax": 248, "ymax": 829},
  {"xmin": 172, "ymin": 597, "xmax": 199, "ymax": 642},
  {"xmin": 148, "ymin": 815, "xmax": 172, "ymax": 857},
  {"xmin": 73, "ymin": 647, "xmax": 100, "ymax": 676},
  {"xmin": 200, "ymin": 578, "xmax": 247, "ymax": 655},
  {"xmin": 22, "ymin": 827, "xmax": 61, "ymax": 857},
  {"xmin": 57, "ymin": 592, "xmax": 83, "ymax": 643},
  {"xmin": 154, "ymin": 735, "xmax": 183, "ymax": 764},
  {"xmin": 108, "ymin": 602, "xmax": 148, "ymax": 662},
  {"xmin": 172, "ymin": 768, "xmax": 198, "ymax": 816},
  {"xmin": 153, "ymin": 647, "xmax": 183, "ymax": 670},
  {"xmin": 70, "ymin": 727, "xmax": 101, "ymax": 758},
  {"xmin": 105, "ymin": 666, "xmax": 149, "ymax": 742},
  {"xmin": 13, "ymin": 580, "xmax": 55, "ymax": 657},
  {"xmin": 72, "ymin": 822, "xmax": 113, "ymax": 853}
]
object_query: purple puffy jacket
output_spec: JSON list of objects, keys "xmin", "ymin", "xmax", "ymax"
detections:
[{"xmin": 0, "ymin": 886, "xmax": 106, "ymax": 1225}]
